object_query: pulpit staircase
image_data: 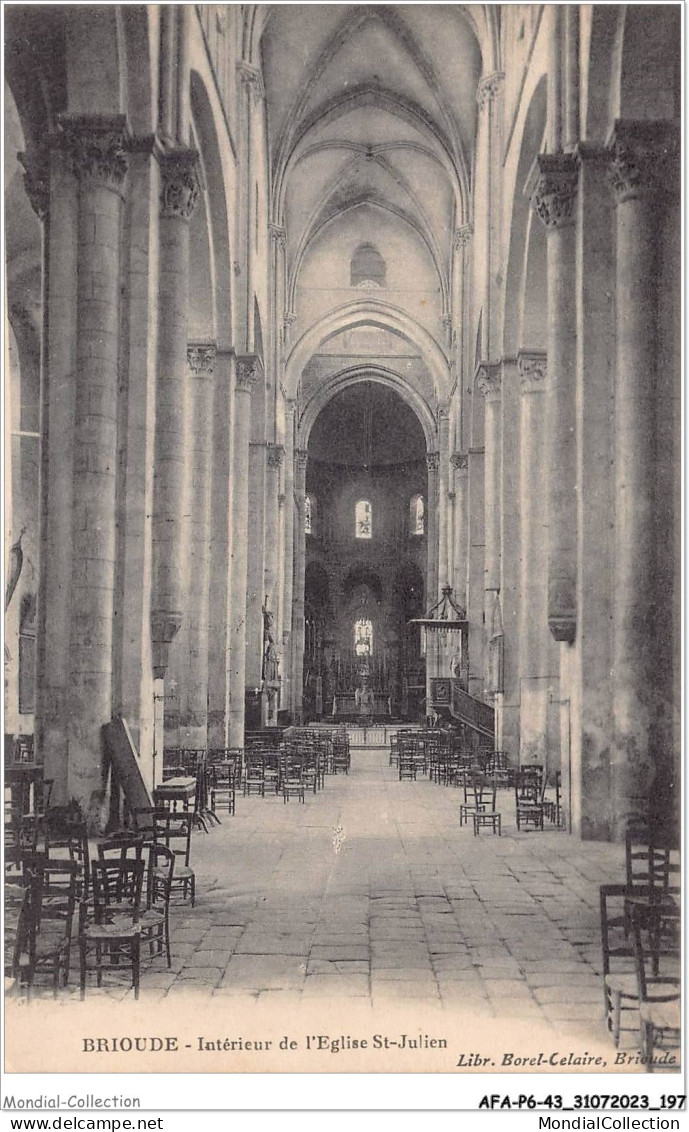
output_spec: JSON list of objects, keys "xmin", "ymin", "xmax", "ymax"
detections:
[{"xmin": 445, "ymin": 679, "xmax": 495, "ymax": 745}]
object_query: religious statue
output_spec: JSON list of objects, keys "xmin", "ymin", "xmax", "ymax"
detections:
[{"xmin": 262, "ymin": 603, "xmax": 280, "ymax": 683}]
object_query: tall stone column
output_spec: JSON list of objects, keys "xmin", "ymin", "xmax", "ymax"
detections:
[
  {"xmin": 518, "ymin": 351, "xmax": 549, "ymax": 764},
  {"xmin": 207, "ymin": 349, "xmax": 235, "ymax": 747},
  {"xmin": 150, "ymin": 148, "xmax": 200, "ymax": 681},
  {"xmin": 451, "ymin": 454, "xmax": 469, "ymax": 610},
  {"xmin": 31, "ymin": 139, "xmax": 77, "ymax": 801},
  {"xmin": 453, "ymin": 225, "xmax": 473, "ymax": 382},
  {"xmin": 281, "ymin": 403, "xmax": 296, "ymax": 713},
  {"xmin": 425, "ymin": 452, "xmax": 440, "ymax": 607},
  {"xmin": 291, "ymin": 449, "xmax": 308, "ymax": 723},
  {"xmin": 608, "ymin": 121, "xmax": 678, "ymax": 837},
  {"xmin": 531, "ymin": 153, "xmax": 579, "ymax": 645},
  {"xmin": 500, "ymin": 356, "xmax": 521, "ymax": 761},
  {"xmin": 475, "ymin": 73, "xmax": 504, "ymax": 354},
  {"xmin": 263, "ymin": 444, "xmax": 284, "ymax": 617},
  {"xmin": 176, "ymin": 343, "xmax": 216, "ymax": 748},
  {"xmin": 228, "ymin": 356, "xmax": 259, "ymax": 748},
  {"xmin": 437, "ymin": 409, "xmax": 451, "ymax": 591},
  {"xmin": 571, "ymin": 145, "xmax": 615, "ymax": 839},
  {"xmin": 61, "ymin": 117, "xmax": 127, "ymax": 823},
  {"xmin": 477, "ymin": 363, "xmax": 502, "ymax": 597}
]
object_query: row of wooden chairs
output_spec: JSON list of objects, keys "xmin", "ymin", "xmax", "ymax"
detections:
[
  {"xmin": 600, "ymin": 828, "xmax": 681, "ymax": 1068},
  {"xmin": 6, "ymin": 836, "xmax": 180, "ymax": 1001}
]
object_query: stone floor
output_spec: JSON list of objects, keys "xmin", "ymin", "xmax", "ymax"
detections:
[
  {"xmin": 141, "ymin": 747, "xmax": 625, "ymax": 1033},
  {"xmin": 16, "ymin": 747, "xmax": 638, "ymax": 1060}
]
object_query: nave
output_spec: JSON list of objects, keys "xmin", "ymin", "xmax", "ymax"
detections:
[{"xmin": 9, "ymin": 744, "xmax": 630, "ymax": 1072}]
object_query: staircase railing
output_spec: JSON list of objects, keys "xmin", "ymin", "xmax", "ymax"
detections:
[{"xmin": 449, "ymin": 679, "xmax": 495, "ymax": 740}]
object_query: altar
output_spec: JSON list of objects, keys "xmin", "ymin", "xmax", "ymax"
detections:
[{"xmin": 331, "ymin": 692, "xmax": 391, "ymax": 719}]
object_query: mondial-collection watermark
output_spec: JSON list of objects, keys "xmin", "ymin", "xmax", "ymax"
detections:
[{"xmin": 3, "ymin": 1098, "xmax": 141, "ymax": 1110}]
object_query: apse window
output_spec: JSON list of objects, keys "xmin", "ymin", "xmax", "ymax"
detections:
[
  {"xmin": 410, "ymin": 494, "xmax": 425, "ymax": 536},
  {"xmin": 355, "ymin": 499, "xmax": 372, "ymax": 539},
  {"xmin": 305, "ymin": 494, "xmax": 314, "ymax": 535},
  {"xmin": 350, "ymin": 243, "xmax": 386, "ymax": 289},
  {"xmin": 354, "ymin": 618, "xmax": 373, "ymax": 656}
]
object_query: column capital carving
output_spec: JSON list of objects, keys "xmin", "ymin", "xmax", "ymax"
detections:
[
  {"xmin": 269, "ymin": 223, "xmax": 286, "ymax": 247},
  {"xmin": 283, "ymin": 310, "xmax": 297, "ymax": 328},
  {"xmin": 267, "ymin": 444, "xmax": 285, "ymax": 469},
  {"xmin": 18, "ymin": 150, "xmax": 50, "ymax": 220},
  {"xmin": 150, "ymin": 610, "xmax": 183, "ymax": 680},
  {"xmin": 187, "ymin": 343, "xmax": 216, "ymax": 377},
  {"xmin": 426, "ymin": 451, "xmax": 440, "ymax": 472},
  {"xmin": 531, "ymin": 153, "xmax": 579, "ymax": 229},
  {"xmin": 235, "ymin": 354, "xmax": 263, "ymax": 392},
  {"xmin": 59, "ymin": 114, "xmax": 129, "ymax": 194},
  {"xmin": 278, "ymin": 493, "xmax": 286, "ymax": 506},
  {"xmin": 451, "ymin": 453, "xmax": 469, "ymax": 474},
  {"xmin": 295, "ymin": 449, "xmax": 309, "ymax": 473},
  {"xmin": 518, "ymin": 349, "xmax": 548, "ymax": 393},
  {"xmin": 607, "ymin": 120, "xmax": 679, "ymax": 204},
  {"xmin": 475, "ymin": 361, "xmax": 502, "ymax": 399},
  {"xmin": 454, "ymin": 223, "xmax": 473, "ymax": 250},
  {"xmin": 238, "ymin": 61, "xmax": 265, "ymax": 103},
  {"xmin": 159, "ymin": 148, "xmax": 201, "ymax": 221},
  {"xmin": 477, "ymin": 72, "xmax": 504, "ymax": 110}
]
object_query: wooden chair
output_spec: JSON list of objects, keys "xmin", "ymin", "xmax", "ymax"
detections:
[
  {"xmin": 543, "ymin": 771, "xmax": 563, "ymax": 825},
  {"xmin": 282, "ymin": 759, "xmax": 305, "ymax": 803},
  {"xmin": 20, "ymin": 859, "xmax": 79, "ymax": 998},
  {"xmin": 514, "ymin": 768, "xmax": 545, "ymax": 831},
  {"xmin": 138, "ymin": 843, "xmax": 174, "ymax": 968},
  {"xmin": 153, "ymin": 811, "xmax": 195, "ymax": 907},
  {"xmin": 630, "ymin": 901, "xmax": 681, "ymax": 1070},
  {"xmin": 472, "ymin": 776, "xmax": 501, "ymax": 836},
  {"xmin": 208, "ymin": 759, "xmax": 237, "ymax": 816},
  {"xmin": 45, "ymin": 817, "xmax": 90, "ymax": 900},
  {"xmin": 600, "ymin": 883, "xmax": 643, "ymax": 1047},
  {"xmin": 460, "ymin": 774, "xmax": 498, "ymax": 830},
  {"xmin": 243, "ymin": 752, "xmax": 265, "ymax": 797},
  {"xmin": 624, "ymin": 827, "xmax": 679, "ymax": 934},
  {"xmin": 79, "ymin": 858, "xmax": 145, "ymax": 1000}
]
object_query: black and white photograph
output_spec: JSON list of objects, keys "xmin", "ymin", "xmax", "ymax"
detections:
[{"xmin": 2, "ymin": 0, "xmax": 683, "ymax": 1115}]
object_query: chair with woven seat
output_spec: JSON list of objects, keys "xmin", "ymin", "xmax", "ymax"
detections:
[
  {"xmin": 243, "ymin": 752, "xmax": 265, "ymax": 797},
  {"xmin": 471, "ymin": 776, "xmax": 501, "ymax": 836},
  {"xmin": 599, "ymin": 883, "xmax": 680, "ymax": 1050},
  {"xmin": 20, "ymin": 859, "xmax": 79, "ymax": 998},
  {"xmin": 79, "ymin": 858, "xmax": 145, "ymax": 1000},
  {"xmin": 514, "ymin": 767, "xmax": 545, "ymax": 831},
  {"xmin": 459, "ymin": 774, "xmax": 499, "ymax": 831},
  {"xmin": 282, "ymin": 758, "xmax": 305, "ymax": 803},
  {"xmin": 138, "ymin": 843, "xmax": 174, "ymax": 968},
  {"xmin": 152, "ymin": 810, "xmax": 195, "ymax": 907},
  {"xmin": 630, "ymin": 901, "xmax": 681, "ymax": 1069},
  {"xmin": 600, "ymin": 883, "xmax": 643, "ymax": 1047},
  {"xmin": 45, "ymin": 816, "xmax": 90, "ymax": 900}
]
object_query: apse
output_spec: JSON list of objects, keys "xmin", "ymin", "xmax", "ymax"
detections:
[{"xmin": 304, "ymin": 381, "xmax": 428, "ymax": 720}]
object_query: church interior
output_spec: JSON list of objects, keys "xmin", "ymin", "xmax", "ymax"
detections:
[{"xmin": 2, "ymin": 3, "xmax": 683, "ymax": 1032}]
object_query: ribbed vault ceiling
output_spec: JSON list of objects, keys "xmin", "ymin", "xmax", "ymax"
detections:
[{"xmin": 261, "ymin": 5, "xmax": 484, "ymax": 315}]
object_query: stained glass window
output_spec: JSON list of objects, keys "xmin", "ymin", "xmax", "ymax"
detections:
[
  {"xmin": 410, "ymin": 494, "xmax": 425, "ymax": 536},
  {"xmin": 354, "ymin": 618, "xmax": 373, "ymax": 656},
  {"xmin": 355, "ymin": 499, "xmax": 372, "ymax": 539}
]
